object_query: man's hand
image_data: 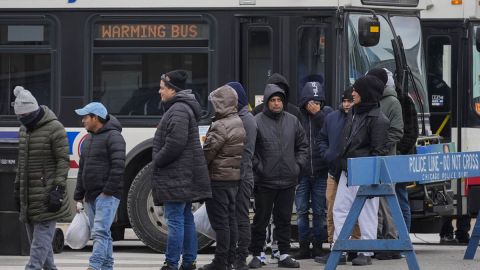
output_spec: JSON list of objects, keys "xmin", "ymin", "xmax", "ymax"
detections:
[
  {"xmin": 306, "ymin": 101, "xmax": 321, "ymax": 115},
  {"xmin": 76, "ymin": 201, "xmax": 84, "ymax": 213}
]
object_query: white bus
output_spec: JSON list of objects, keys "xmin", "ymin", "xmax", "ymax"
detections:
[
  {"xmin": 421, "ymin": 0, "xmax": 480, "ymax": 221},
  {"xmin": 0, "ymin": 0, "xmax": 435, "ymax": 252}
]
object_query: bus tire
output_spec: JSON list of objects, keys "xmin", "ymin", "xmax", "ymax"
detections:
[{"xmin": 127, "ymin": 162, "xmax": 213, "ymax": 253}]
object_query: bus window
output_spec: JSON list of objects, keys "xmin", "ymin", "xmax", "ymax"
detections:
[
  {"xmin": 244, "ymin": 27, "xmax": 272, "ymax": 107},
  {"xmin": 92, "ymin": 53, "xmax": 208, "ymax": 116},
  {"xmin": 347, "ymin": 14, "xmax": 396, "ymax": 84},
  {"xmin": 297, "ymin": 26, "xmax": 326, "ymax": 100},
  {"xmin": 425, "ymin": 36, "xmax": 452, "ymax": 140},
  {"xmin": 473, "ymin": 25, "xmax": 480, "ymax": 116},
  {"xmin": 0, "ymin": 22, "xmax": 54, "ymax": 116},
  {"xmin": 90, "ymin": 20, "xmax": 210, "ymax": 118}
]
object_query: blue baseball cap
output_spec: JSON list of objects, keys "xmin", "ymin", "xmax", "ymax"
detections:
[{"xmin": 75, "ymin": 102, "xmax": 108, "ymax": 119}]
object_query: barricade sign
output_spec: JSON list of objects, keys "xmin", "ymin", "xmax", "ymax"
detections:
[{"xmin": 325, "ymin": 148, "xmax": 480, "ymax": 270}]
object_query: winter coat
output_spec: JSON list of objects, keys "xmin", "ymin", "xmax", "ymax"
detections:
[
  {"xmin": 238, "ymin": 106, "xmax": 257, "ymax": 184},
  {"xmin": 298, "ymin": 81, "xmax": 333, "ymax": 177},
  {"xmin": 397, "ymin": 94, "xmax": 419, "ymax": 155},
  {"xmin": 336, "ymin": 106, "xmax": 390, "ymax": 180},
  {"xmin": 380, "ymin": 71, "xmax": 404, "ymax": 155},
  {"xmin": 152, "ymin": 90, "xmax": 211, "ymax": 204},
  {"xmin": 15, "ymin": 106, "xmax": 70, "ymax": 223},
  {"xmin": 318, "ymin": 104, "xmax": 349, "ymax": 177},
  {"xmin": 74, "ymin": 115, "xmax": 126, "ymax": 202},
  {"xmin": 203, "ymin": 86, "xmax": 246, "ymax": 181},
  {"xmin": 253, "ymin": 85, "xmax": 309, "ymax": 189}
]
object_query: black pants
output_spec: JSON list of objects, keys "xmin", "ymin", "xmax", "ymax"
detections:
[
  {"xmin": 440, "ymin": 215, "xmax": 471, "ymax": 241},
  {"xmin": 250, "ymin": 186, "xmax": 295, "ymax": 256},
  {"xmin": 235, "ymin": 179, "xmax": 254, "ymax": 261},
  {"xmin": 206, "ymin": 182, "xmax": 239, "ymax": 266}
]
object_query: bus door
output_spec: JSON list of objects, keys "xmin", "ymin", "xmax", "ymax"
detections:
[
  {"xmin": 238, "ymin": 16, "xmax": 330, "ymax": 108},
  {"xmin": 422, "ymin": 22, "xmax": 463, "ymax": 143}
]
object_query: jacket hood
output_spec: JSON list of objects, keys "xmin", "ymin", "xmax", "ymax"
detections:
[
  {"xmin": 36, "ymin": 105, "xmax": 57, "ymax": 127},
  {"xmin": 263, "ymin": 84, "xmax": 285, "ymax": 103},
  {"xmin": 167, "ymin": 89, "xmax": 203, "ymax": 121},
  {"xmin": 209, "ymin": 85, "xmax": 238, "ymax": 119},
  {"xmin": 267, "ymin": 73, "xmax": 290, "ymax": 99},
  {"xmin": 298, "ymin": 81, "xmax": 326, "ymax": 108},
  {"xmin": 97, "ymin": 114, "xmax": 122, "ymax": 133},
  {"xmin": 383, "ymin": 69, "xmax": 397, "ymax": 98}
]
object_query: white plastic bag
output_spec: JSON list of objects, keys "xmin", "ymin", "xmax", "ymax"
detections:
[
  {"xmin": 65, "ymin": 210, "xmax": 90, "ymax": 249},
  {"xmin": 194, "ymin": 203, "xmax": 216, "ymax": 240}
]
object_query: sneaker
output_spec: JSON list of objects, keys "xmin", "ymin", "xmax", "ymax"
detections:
[
  {"xmin": 314, "ymin": 253, "xmax": 347, "ymax": 265},
  {"xmin": 234, "ymin": 259, "xmax": 249, "ymax": 270},
  {"xmin": 161, "ymin": 262, "xmax": 178, "ymax": 270},
  {"xmin": 278, "ymin": 256, "xmax": 300, "ymax": 268},
  {"xmin": 351, "ymin": 254, "xmax": 372, "ymax": 266},
  {"xmin": 199, "ymin": 261, "xmax": 226, "ymax": 270},
  {"xmin": 440, "ymin": 235, "xmax": 458, "ymax": 245},
  {"xmin": 248, "ymin": 256, "xmax": 263, "ymax": 269},
  {"xmin": 260, "ymin": 252, "xmax": 267, "ymax": 265},
  {"xmin": 347, "ymin": 252, "xmax": 358, "ymax": 262},
  {"xmin": 180, "ymin": 262, "xmax": 197, "ymax": 270},
  {"xmin": 269, "ymin": 250, "xmax": 280, "ymax": 264}
]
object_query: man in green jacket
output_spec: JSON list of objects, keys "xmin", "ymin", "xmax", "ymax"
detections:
[{"xmin": 13, "ymin": 86, "xmax": 70, "ymax": 270}]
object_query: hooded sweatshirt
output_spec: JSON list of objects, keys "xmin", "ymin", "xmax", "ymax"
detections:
[
  {"xmin": 298, "ymin": 82, "xmax": 333, "ymax": 177},
  {"xmin": 380, "ymin": 69, "xmax": 404, "ymax": 155},
  {"xmin": 203, "ymin": 86, "xmax": 246, "ymax": 181}
]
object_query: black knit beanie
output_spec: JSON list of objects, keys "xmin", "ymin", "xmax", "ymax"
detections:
[
  {"xmin": 352, "ymin": 75, "xmax": 384, "ymax": 103},
  {"xmin": 163, "ymin": 69, "xmax": 188, "ymax": 91},
  {"xmin": 366, "ymin": 68, "xmax": 388, "ymax": 87}
]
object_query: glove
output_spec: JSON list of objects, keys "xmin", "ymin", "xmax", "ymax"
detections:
[
  {"xmin": 76, "ymin": 201, "xmax": 84, "ymax": 212},
  {"xmin": 47, "ymin": 186, "xmax": 65, "ymax": 212}
]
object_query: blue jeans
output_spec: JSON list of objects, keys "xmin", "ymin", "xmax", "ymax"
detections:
[
  {"xmin": 395, "ymin": 183, "xmax": 411, "ymax": 232},
  {"xmin": 164, "ymin": 202, "xmax": 197, "ymax": 268},
  {"xmin": 295, "ymin": 175, "xmax": 327, "ymax": 242},
  {"xmin": 84, "ymin": 194, "xmax": 120, "ymax": 270}
]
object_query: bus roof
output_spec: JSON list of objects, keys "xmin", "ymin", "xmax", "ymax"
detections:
[
  {"xmin": 0, "ymin": 0, "xmax": 429, "ymax": 10},
  {"xmin": 421, "ymin": 0, "xmax": 480, "ymax": 19}
]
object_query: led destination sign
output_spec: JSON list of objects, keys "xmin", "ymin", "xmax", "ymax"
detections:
[{"xmin": 96, "ymin": 23, "xmax": 209, "ymax": 40}]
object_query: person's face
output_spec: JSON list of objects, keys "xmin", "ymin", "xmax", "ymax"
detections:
[
  {"xmin": 159, "ymin": 80, "xmax": 176, "ymax": 102},
  {"xmin": 268, "ymin": 96, "xmax": 283, "ymax": 113},
  {"xmin": 352, "ymin": 89, "xmax": 362, "ymax": 105},
  {"xmin": 81, "ymin": 115, "xmax": 98, "ymax": 132},
  {"xmin": 342, "ymin": 99, "xmax": 353, "ymax": 112}
]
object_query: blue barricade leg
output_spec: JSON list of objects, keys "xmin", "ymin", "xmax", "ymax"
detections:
[
  {"xmin": 325, "ymin": 195, "xmax": 366, "ymax": 270},
  {"xmin": 464, "ymin": 216, "xmax": 480, "ymax": 259}
]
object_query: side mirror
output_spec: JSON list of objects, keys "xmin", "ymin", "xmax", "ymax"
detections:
[
  {"xmin": 476, "ymin": 27, "xmax": 480, "ymax": 52},
  {"xmin": 358, "ymin": 16, "xmax": 380, "ymax": 47}
]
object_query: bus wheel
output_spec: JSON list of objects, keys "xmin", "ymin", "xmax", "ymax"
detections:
[
  {"xmin": 52, "ymin": 228, "xmax": 64, "ymax": 254},
  {"xmin": 127, "ymin": 162, "xmax": 213, "ymax": 252}
]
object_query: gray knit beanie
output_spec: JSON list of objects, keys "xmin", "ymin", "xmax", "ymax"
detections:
[{"xmin": 12, "ymin": 86, "xmax": 39, "ymax": 115}]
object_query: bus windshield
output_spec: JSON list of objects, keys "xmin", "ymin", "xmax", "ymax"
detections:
[
  {"xmin": 391, "ymin": 15, "xmax": 429, "ymax": 114},
  {"xmin": 347, "ymin": 13, "xmax": 396, "ymax": 84},
  {"xmin": 472, "ymin": 25, "xmax": 480, "ymax": 115}
]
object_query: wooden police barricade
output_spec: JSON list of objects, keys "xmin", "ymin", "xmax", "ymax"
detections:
[{"xmin": 325, "ymin": 150, "xmax": 480, "ymax": 270}]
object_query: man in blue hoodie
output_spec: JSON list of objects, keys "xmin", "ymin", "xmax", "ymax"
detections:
[{"xmin": 294, "ymin": 81, "xmax": 332, "ymax": 259}]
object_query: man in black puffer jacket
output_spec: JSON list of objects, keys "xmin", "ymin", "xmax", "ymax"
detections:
[
  {"xmin": 74, "ymin": 102, "xmax": 126, "ymax": 270},
  {"xmin": 152, "ymin": 70, "xmax": 211, "ymax": 270},
  {"xmin": 248, "ymin": 84, "xmax": 308, "ymax": 269}
]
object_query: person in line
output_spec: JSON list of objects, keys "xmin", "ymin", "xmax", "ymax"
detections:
[
  {"xmin": 74, "ymin": 102, "xmax": 125, "ymax": 270},
  {"xmin": 248, "ymin": 84, "xmax": 309, "ymax": 269},
  {"xmin": 13, "ymin": 86, "xmax": 70, "ymax": 270},
  {"xmin": 366, "ymin": 68, "xmax": 404, "ymax": 260},
  {"xmin": 252, "ymin": 73, "xmax": 302, "ymax": 121},
  {"xmin": 315, "ymin": 87, "xmax": 360, "ymax": 264},
  {"xmin": 151, "ymin": 70, "xmax": 211, "ymax": 270},
  {"xmin": 294, "ymin": 81, "xmax": 333, "ymax": 259},
  {"xmin": 226, "ymin": 82, "xmax": 258, "ymax": 270},
  {"xmin": 200, "ymin": 85, "xmax": 246, "ymax": 270},
  {"xmin": 318, "ymin": 75, "xmax": 389, "ymax": 266}
]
